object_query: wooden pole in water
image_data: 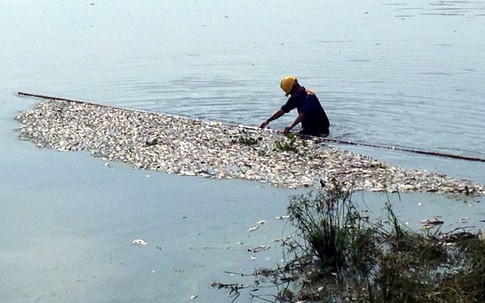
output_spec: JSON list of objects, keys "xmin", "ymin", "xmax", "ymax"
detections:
[{"xmin": 17, "ymin": 91, "xmax": 485, "ymax": 163}]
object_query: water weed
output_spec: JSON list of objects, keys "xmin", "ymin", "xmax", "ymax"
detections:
[
  {"xmin": 214, "ymin": 183, "xmax": 485, "ymax": 302},
  {"xmin": 274, "ymin": 133, "xmax": 298, "ymax": 152}
]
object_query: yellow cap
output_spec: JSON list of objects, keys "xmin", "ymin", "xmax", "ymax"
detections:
[{"xmin": 280, "ymin": 76, "xmax": 296, "ymax": 96}]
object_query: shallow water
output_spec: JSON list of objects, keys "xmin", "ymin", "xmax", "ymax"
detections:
[
  {"xmin": 4, "ymin": 0, "xmax": 484, "ymax": 176},
  {"xmin": 1, "ymin": 0, "xmax": 485, "ymax": 302}
]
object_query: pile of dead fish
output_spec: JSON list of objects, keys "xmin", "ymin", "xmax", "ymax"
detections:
[{"xmin": 15, "ymin": 100, "xmax": 485, "ymax": 196}]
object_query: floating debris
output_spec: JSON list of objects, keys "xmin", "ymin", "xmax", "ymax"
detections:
[
  {"xmin": 132, "ymin": 239, "xmax": 148, "ymax": 246},
  {"xmin": 421, "ymin": 218, "xmax": 445, "ymax": 229},
  {"xmin": 247, "ymin": 226, "xmax": 260, "ymax": 232},
  {"xmin": 247, "ymin": 244, "xmax": 270, "ymax": 253},
  {"xmin": 275, "ymin": 215, "xmax": 290, "ymax": 220},
  {"xmin": 15, "ymin": 99, "xmax": 485, "ymax": 196},
  {"xmin": 479, "ymin": 229, "xmax": 485, "ymax": 241}
]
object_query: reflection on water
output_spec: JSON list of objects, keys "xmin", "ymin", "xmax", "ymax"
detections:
[{"xmin": 387, "ymin": 0, "xmax": 485, "ymax": 17}]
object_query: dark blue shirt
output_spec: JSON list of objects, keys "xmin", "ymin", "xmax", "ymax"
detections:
[{"xmin": 281, "ymin": 88, "xmax": 330, "ymax": 135}]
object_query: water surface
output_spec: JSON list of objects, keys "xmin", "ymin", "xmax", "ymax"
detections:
[{"xmin": 1, "ymin": 0, "xmax": 484, "ymax": 302}]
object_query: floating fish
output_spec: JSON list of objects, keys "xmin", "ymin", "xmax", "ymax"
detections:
[
  {"xmin": 132, "ymin": 239, "xmax": 148, "ymax": 246},
  {"xmin": 15, "ymin": 99, "xmax": 485, "ymax": 196}
]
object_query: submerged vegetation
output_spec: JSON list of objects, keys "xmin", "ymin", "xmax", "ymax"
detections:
[{"xmin": 213, "ymin": 183, "xmax": 485, "ymax": 302}]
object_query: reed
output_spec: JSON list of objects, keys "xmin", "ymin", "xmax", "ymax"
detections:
[
  {"xmin": 212, "ymin": 184, "xmax": 484, "ymax": 302},
  {"xmin": 279, "ymin": 184, "xmax": 485, "ymax": 302}
]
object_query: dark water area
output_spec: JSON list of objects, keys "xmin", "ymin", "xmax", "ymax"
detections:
[{"xmin": 1, "ymin": 0, "xmax": 484, "ymax": 302}]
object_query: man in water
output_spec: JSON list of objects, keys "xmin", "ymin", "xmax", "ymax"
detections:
[{"xmin": 260, "ymin": 76, "xmax": 330, "ymax": 136}]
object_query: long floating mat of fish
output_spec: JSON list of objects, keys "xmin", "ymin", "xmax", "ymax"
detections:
[
  {"xmin": 18, "ymin": 91, "xmax": 485, "ymax": 163},
  {"xmin": 15, "ymin": 91, "xmax": 485, "ymax": 195}
]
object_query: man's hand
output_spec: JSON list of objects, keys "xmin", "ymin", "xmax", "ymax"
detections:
[
  {"xmin": 260, "ymin": 121, "xmax": 269, "ymax": 129},
  {"xmin": 284, "ymin": 113, "xmax": 304, "ymax": 134}
]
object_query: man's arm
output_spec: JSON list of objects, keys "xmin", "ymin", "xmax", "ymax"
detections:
[
  {"xmin": 283, "ymin": 112, "xmax": 305, "ymax": 134},
  {"xmin": 260, "ymin": 109, "xmax": 285, "ymax": 128}
]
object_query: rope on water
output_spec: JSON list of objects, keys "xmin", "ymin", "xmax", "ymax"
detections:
[
  {"xmin": 319, "ymin": 138, "xmax": 485, "ymax": 163},
  {"xmin": 17, "ymin": 91, "xmax": 485, "ymax": 163}
]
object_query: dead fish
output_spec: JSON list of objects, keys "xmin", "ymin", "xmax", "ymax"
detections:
[
  {"xmin": 421, "ymin": 219, "xmax": 444, "ymax": 228},
  {"xmin": 248, "ymin": 226, "xmax": 260, "ymax": 232},
  {"xmin": 247, "ymin": 244, "xmax": 269, "ymax": 253},
  {"xmin": 275, "ymin": 215, "xmax": 290, "ymax": 220},
  {"xmin": 132, "ymin": 239, "xmax": 148, "ymax": 246}
]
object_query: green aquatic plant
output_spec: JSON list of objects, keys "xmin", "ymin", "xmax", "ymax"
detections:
[
  {"xmin": 213, "ymin": 184, "xmax": 485, "ymax": 303},
  {"xmin": 234, "ymin": 131, "xmax": 261, "ymax": 146},
  {"xmin": 283, "ymin": 183, "xmax": 380, "ymax": 301},
  {"xmin": 274, "ymin": 133, "xmax": 298, "ymax": 152},
  {"xmin": 282, "ymin": 187, "xmax": 485, "ymax": 303}
]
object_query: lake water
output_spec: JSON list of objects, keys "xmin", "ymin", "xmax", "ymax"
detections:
[{"xmin": 1, "ymin": 1, "xmax": 484, "ymax": 302}]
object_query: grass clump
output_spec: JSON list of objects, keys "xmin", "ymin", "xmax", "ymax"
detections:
[
  {"xmin": 212, "ymin": 183, "xmax": 485, "ymax": 302},
  {"xmin": 279, "ymin": 184, "xmax": 485, "ymax": 303}
]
